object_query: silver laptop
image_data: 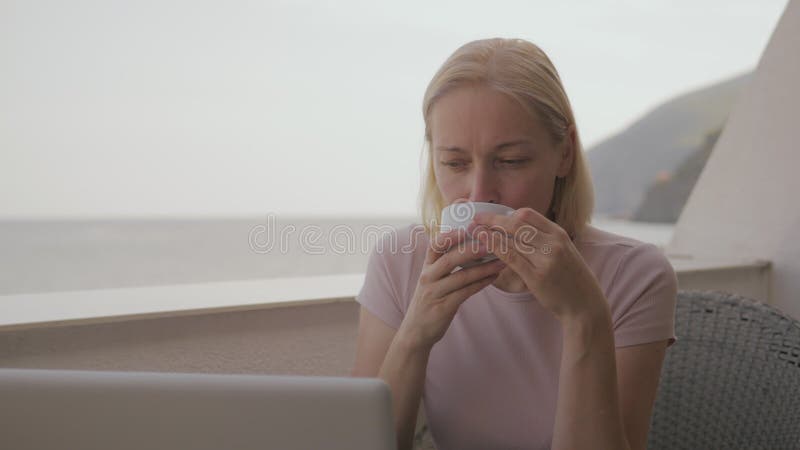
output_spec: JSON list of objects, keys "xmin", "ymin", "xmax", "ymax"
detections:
[{"xmin": 0, "ymin": 368, "xmax": 396, "ymax": 450}]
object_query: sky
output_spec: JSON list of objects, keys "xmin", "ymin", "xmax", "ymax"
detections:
[{"xmin": 0, "ymin": 0, "xmax": 790, "ymax": 219}]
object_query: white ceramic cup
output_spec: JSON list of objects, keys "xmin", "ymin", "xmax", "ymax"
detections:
[{"xmin": 440, "ymin": 201, "xmax": 516, "ymax": 268}]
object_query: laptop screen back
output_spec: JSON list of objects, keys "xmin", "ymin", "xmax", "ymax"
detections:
[{"xmin": 0, "ymin": 368, "xmax": 396, "ymax": 450}]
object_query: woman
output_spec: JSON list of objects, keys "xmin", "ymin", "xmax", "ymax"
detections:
[{"xmin": 351, "ymin": 37, "xmax": 677, "ymax": 450}]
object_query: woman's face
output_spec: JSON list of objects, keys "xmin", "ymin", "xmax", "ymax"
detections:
[{"xmin": 430, "ymin": 83, "xmax": 573, "ymax": 216}]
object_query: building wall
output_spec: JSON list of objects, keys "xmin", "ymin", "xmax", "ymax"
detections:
[{"xmin": 668, "ymin": 0, "xmax": 800, "ymax": 319}]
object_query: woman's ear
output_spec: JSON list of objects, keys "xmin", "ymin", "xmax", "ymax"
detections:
[{"xmin": 556, "ymin": 124, "xmax": 577, "ymax": 178}]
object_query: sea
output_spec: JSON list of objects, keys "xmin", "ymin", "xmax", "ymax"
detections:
[{"xmin": 0, "ymin": 216, "xmax": 674, "ymax": 296}]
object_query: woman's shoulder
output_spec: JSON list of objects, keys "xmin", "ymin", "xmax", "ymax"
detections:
[
  {"xmin": 574, "ymin": 223, "xmax": 648, "ymax": 249},
  {"xmin": 579, "ymin": 225, "xmax": 679, "ymax": 347},
  {"xmin": 369, "ymin": 223, "xmax": 429, "ymax": 255},
  {"xmin": 574, "ymin": 224, "xmax": 675, "ymax": 288},
  {"xmin": 359, "ymin": 223, "xmax": 428, "ymax": 316},
  {"xmin": 366, "ymin": 222, "xmax": 428, "ymax": 275}
]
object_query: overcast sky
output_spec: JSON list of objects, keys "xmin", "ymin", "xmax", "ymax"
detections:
[{"xmin": 0, "ymin": 0, "xmax": 790, "ymax": 219}]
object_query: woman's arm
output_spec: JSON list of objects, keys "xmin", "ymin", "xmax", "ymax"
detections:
[
  {"xmin": 351, "ymin": 306, "xmax": 429, "ymax": 450},
  {"xmin": 615, "ymin": 340, "xmax": 668, "ymax": 450},
  {"xmin": 551, "ymin": 304, "xmax": 669, "ymax": 450},
  {"xmin": 551, "ymin": 304, "xmax": 630, "ymax": 450},
  {"xmin": 378, "ymin": 326, "xmax": 431, "ymax": 450},
  {"xmin": 470, "ymin": 208, "xmax": 674, "ymax": 450},
  {"xmin": 353, "ymin": 227, "xmax": 505, "ymax": 450}
]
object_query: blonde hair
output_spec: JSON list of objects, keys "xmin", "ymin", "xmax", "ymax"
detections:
[{"xmin": 418, "ymin": 38, "xmax": 594, "ymax": 240}]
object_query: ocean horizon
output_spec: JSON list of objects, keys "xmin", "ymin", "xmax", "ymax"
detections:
[{"xmin": 0, "ymin": 216, "xmax": 674, "ymax": 296}]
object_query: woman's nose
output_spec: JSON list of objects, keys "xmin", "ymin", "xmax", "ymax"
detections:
[{"xmin": 468, "ymin": 166, "xmax": 499, "ymax": 204}]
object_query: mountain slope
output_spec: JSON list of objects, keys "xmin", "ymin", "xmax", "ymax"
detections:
[
  {"xmin": 632, "ymin": 128, "xmax": 720, "ymax": 222},
  {"xmin": 586, "ymin": 72, "xmax": 750, "ymax": 219}
]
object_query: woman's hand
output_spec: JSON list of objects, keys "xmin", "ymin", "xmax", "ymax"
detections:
[
  {"xmin": 469, "ymin": 207, "xmax": 607, "ymax": 322},
  {"xmin": 397, "ymin": 228, "xmax": 507, "ymax": 352}
]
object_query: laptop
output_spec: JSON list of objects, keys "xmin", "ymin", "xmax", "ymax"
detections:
[{"xmin": 0, "ymin": 368, "xmax": 397, "ymax": 450}]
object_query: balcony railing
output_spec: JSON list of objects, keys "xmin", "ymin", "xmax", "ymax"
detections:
[{"xmin": 0, "ymin": 255, "xmax": 771, "ymax": 334}]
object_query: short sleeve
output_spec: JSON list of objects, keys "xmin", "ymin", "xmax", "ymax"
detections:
[
  {"xmin": 607, "ymin": 242, "xmax": 678, "ymax": 349},
  {"xmin": 355, "ymin": 237, "xmax": 406, "ymax": 330}
]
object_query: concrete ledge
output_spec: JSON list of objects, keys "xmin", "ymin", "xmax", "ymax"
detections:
[
  {"xmin": 668, "ymin": 255, "xmax": 772, "ymax": 303},
  {"xmin": 0, "ymin": 274, "xmax": 364, "ymax": 331},
  {"xmin": 0, "ymin": 257, "xmax": 773, "ymax": 331}
]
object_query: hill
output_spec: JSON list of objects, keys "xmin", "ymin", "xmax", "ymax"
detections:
[{"xmin": 586, "ymin": 72, "xmax": 750, "ymax": 220}]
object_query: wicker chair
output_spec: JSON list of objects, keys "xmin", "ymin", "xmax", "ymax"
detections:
[{"xmin": 647, "ymin": 290, "xmax": 800, "ymax": 450}]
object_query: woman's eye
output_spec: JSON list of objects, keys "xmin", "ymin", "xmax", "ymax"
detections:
[
  {"xmin": 439, "ymin": 159, "xmax": 528, "ymax": 169},
  {"xmin": 499, "ymin": 159, "xmax": 528, "ymax": 166},
  {"xmin": 441, "ymin": 161, "xmax": 466, "ymax": 168}
]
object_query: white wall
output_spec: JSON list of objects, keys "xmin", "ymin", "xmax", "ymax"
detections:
[{"xmin": 668, "ymin": 0, "xmax": 800, "ymax": 319}]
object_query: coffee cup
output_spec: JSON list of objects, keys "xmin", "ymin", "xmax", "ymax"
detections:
[{"xmin": 439, "ymin": 201, "xmax": 515, "ymax": 269}]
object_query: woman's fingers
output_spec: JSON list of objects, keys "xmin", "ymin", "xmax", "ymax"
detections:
[
  {"xmin": 419, "ymin": 227, "xmax": 505, "ymax": 310},
  {"xmin": 431, "ymin": 258, "xmax": 506, "ymax": 299},
  {"xmin": 407, "ymin": 226, "xmax": 508, "ymax": 349},
  {"xmin": 441, "ymin": 272, "xmax": 501, "ymax": 310},
  {"xmin": 471, "ymin": 207, "xmax": 561, "ymax": 247},
  {"xmin": 479, "ymin": 228, "xmax": 537, "ymax": 278},
  {"xmin": 425, "ymin": 228, "xmax": 468, "ymax": 265},
  {"xmin": 428, "ymin": 237, "xmax": 493, "ymax": 280}
]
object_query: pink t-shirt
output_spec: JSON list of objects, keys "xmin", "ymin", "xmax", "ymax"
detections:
[{"xmin": 356, "ymin": 223, "xmax": 678, "ymax": 450}]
